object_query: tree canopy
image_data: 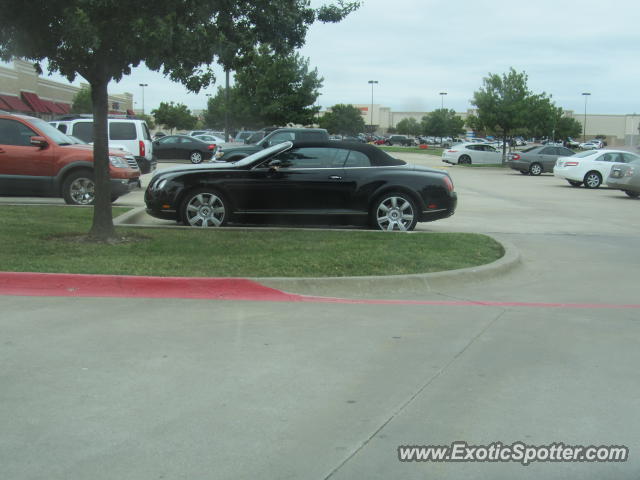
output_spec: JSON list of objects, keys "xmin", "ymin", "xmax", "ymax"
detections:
[
  {"xmin": 71, "ymin": 86, "xmax": 92, "ymax": 114},
  {"xmin": 204, "ymin": 47, "xmax": 322, "ymax": 130},
  {"xmin": 395, "ymin": 118, "xmax": 421, "ymax": 136},
  {"xmin": 319, "ymin": 104, "xmax": 365, "ymax": 135},
  {"xmin": 421, "ymin": 109, "xmax": 465, "ymax": 139},
  {"xmin": 152, "ymin": 102, "xmax": 197, "ymax": 133},
  {"xmin": 0, "ymin": 0, "xmax": 359, "ymax": 239}
]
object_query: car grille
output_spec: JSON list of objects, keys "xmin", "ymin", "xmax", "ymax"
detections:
[{"xmin": 124, "ymin": 156, "xmax": 139, "ymax": 169}]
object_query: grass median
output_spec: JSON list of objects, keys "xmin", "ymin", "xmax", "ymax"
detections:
[{"xmin": 0, "ymin": 205, "xmax": 504, "ymax": 277}]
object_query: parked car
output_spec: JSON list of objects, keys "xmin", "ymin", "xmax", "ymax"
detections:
[
  {"xmin": 566, "ymin": 137, "xmax": 580, "ymax": 148},
  {"xmin": 235, "ymin": 131, "xmax": 257, "ymax": 143},
  {"xmin": 152, "ymin": 135, "xmax": 216, "ymax": 164},
  {"xmin": 215, "ymin": 128, "xmax": 329, "ymax": 162},
  {"xmin": 145, "ymin": 141, "xmax": 457, "ymax": 230},
  {"xmin": 385, "ymin": 135, "xmax": 415, "ymax": 146},
  {"xmin": 507, "ymin": 145, "xmax": 575, "ymax": 175},
  {"xmin": 606, "ymin": 155, "xmax": 640, "ymax": 198},
  {"xmin": 153, "ymin": 131, "xmax": 167, "ymax": 139},
  {"xmin": 554, "ymin": 150, "xmax": 638, "ymax": 188},
  {"xmin": 193, "ymin": 134, "xmax": 226, "ymax": 146},
  {"xmin": 442, "ymin": 142, "xmax": 502, "ymax": 165},
  {"xmin": 51, "ymin": 116, "xmax": 155, "ymax": 174},
  {"xmin": 579, "ymin": 139, "xmax": 603, "ymax": 150},
  {"xmin": 0, "ymin": 113, "xmax": 140, "ymax": 204}
]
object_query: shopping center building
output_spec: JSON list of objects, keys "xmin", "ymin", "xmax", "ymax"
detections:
[{"xmin": 0, "ymin": 59, "xmax": 133, "ymax": 118}]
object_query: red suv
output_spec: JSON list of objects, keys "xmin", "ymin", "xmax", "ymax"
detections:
[{"xmin": 0, "ymin": 113, "xmax": 140, "ymax": 205}]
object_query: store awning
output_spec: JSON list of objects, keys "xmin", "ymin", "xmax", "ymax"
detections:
[
  {"xmin": 21, "ymin": 91, "xmax": 50, "ymax": 113},
  {"xmin": 40, "ymin": 99, "xmax": 66, "ymax": 114},
  {"xmin": 0, "ymin": 94, "xmax": 33, "ymax": 112},
  {"xmin": 0, "ymin": 97, "xmax": 11, "ymax": 111},
  {"xmin": 55, "ymin": 103, "xmax": 71, "ymax": 114},
  {"xmin": 126, "ymin": 109, "xmax": 135, "ymax": 116}
]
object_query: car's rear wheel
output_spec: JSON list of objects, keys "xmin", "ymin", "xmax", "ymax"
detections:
[
  {"xmin": 181, "ymin": 189, "xmax": 228, "ymax": 227},
  {"xmin": 458, "ymin": 155, "xmax": 471, "ymax": 165},
  {"xmin": 189, "ymin": 151, "xmax": 203, "ymax": 164},
  {"xmin": 583, "ymin": 171, "xmax": 602, "ymax": 189},
  {"xmin": 529, "ymin": 163, "xmax": 543, "ymax": 176},
  {"xmin": 371, "ymin": 193, "xmax": 417, "ymax": 231},
  {"xmin": 624, "ymin": 190, "xmax": 640, "ymax": 198},
  {"xmin": 568, "ymin": 180, "xmax": 582, "ymax": 187},
  {"xmin": 62, "ymin": 170, "xmax": 95, "ymax": 205}
]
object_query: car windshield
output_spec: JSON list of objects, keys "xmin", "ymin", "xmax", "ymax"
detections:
[
  {"xmin": 521, "ymin": 146, "xmax": 538, "ymax": 153},
  {"xmin": 234, "ymin": 141, "xmax": 293, "ymax": 167},
  {"xmin": 29, "ymin": 117, "xmax": 77, "ymax": 146},
  {"xmin": 573, "ymin": 150, "xmax": 599, "ymax": 158}
]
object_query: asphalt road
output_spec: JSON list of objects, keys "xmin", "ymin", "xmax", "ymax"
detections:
[{"xmin": 1, "ymin": 153, "xmax": 639, "ymax": 479}]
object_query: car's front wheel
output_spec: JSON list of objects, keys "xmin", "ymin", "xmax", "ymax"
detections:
[
  {"xmin": 583, "ymin": 171, "xmax": 602, "ymax": 189},
  {"xmin": 181, "ymin": 189, "xmax": 229, "ymax": 227},
  {"xmin": 189, "ymin": 151, "xmax": 203, "ymax": 164},
  {"xmin": 624, "ymin": 190, "xmax": 640, "ymax": 199},
  {"xmin": 371, "ymin": 193, "xmax": 417, "ymax": 231},
  {"xmin": 62, "ymin": 170, "xmax": 95, "ymax": 205},
  {"xmin": 458, "ymin": 155, "xmax": 471, "ymax": 165},
  {"xmin": 529, "ymin": 163, "xmax": 543, "ymax": 176}
]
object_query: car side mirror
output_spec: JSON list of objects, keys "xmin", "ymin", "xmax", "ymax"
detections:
[
  {"xmin": 30, "ymin": 136, "xmax": 48, "ymax": 148},
  {"xmin": 268, "ymin": 159, "xmax": 282, "ymax": 171}
]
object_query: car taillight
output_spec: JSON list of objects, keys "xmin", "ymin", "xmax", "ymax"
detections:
[
  {"xmin": 447, "ymin": 150, "xmax": 457, "ymax": 153},
  {"xmin": 139, "ymin": 140, "xmax": 145, "ymax": 157},
  {"xmin": 208, "ymin": 144, "xmax": 216, "ymax": 150},
  {"xmin": 511, "ymin": 154, "xmax": 521, "ymax": 161},
  {"xmin": 627, "ymin": 167, "xmax": 635, "ymax": 176},
  {"xmin": 565, "ymin": 161, "xmax": 579, "ymax": 166},
  {"xmin": 443, "ymin": 176, "xmax": 454, "ymax": 192}
]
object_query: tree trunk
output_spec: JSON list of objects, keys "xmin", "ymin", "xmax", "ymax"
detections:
[{"xmin": 88, "ymin": 76, "xmax": 116, "ymax": 240}]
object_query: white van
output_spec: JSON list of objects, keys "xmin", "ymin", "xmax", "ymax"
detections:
[{"xmin": 51, "ymin": 117, "xmax": 156, "ymax": 173}]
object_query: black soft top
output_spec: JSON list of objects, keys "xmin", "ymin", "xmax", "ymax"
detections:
[{"xmin": 289, "ymin": 141, "xmax": 406, "ymax": 166}]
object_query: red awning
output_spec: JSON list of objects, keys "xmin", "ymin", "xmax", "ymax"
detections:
[
  {"xmin": 0, "ymin": 97, "xmax": 11, "ymax": 111},
  {"xmin": 0, "ymin": 94, "xmax": 33, "ymax": 112},
  {"xmin": 55, "ymin": 103, "xmax": 71, "ymax": 114},
  {"xmin": 21, "ymin": 91, "xmax": 50, "ymax": 113},
  {"xmin": 40, "ymin": 99, "xmax": 66, "ymax": 114},
  {"xmin": 126, "ymin": 109, "xmax": 135, "ymax": 116}
]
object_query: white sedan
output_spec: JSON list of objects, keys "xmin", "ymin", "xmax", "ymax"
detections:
[
  {"xmin": 579, "ymin": 139, "xmax": 603, "ymax": 150},
  {"xmin": 442, "ymin": 142, "xmax": 503, "ymax": 165},
  {"xmin": 554, "ymin": 150, "xmax": 637, "ymax": 188}
]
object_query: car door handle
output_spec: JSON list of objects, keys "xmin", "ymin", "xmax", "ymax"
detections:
[{"xmin": 328, "ymin": 175, "xmax": 342, "ymax": 180}]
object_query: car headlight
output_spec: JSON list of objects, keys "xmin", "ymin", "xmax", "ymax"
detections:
[
  {"xmin": 109, "ymin": 156, "xmax": 128, "ymax": 168},
  {"xmin": 152, "ymin": 178, "xmax": 168, "ymax": 190}
]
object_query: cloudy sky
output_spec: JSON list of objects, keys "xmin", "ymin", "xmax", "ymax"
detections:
[{"xmin": 26, "ymin": 0, "xmax": 640, "ymax": 115}]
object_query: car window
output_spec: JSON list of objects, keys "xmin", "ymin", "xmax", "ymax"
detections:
[
  {"xmin": 159, "ymin": 136, "xmax": 180, "ymax": 144},
  {"xmin": 540, "ymin": 147, "xmax": 555, "ymax": 155},
  {"xmin": 556, "ymin": 147, "xmax": 574, "ymax": 156},
  {"xmin": 521, "ymin": 146, "xmax": 538, "ymax": 153},
  {"xmin": 466, "ymin": 145, "xmax": 480, "ymax": 151},
  {"xmin": 622, "ymin": 153, "xmax": 640, "ymax": 164},
  {"xmin": 267, "ymin": 132, "xmax": 296, "ymax": 146},
  {"xmin": 71, "ymin": 122, "xmax": 93, "ymax": 143},
  {"xmin": 484, "ymin": 145, "xmax": 497, "ymax": 152},
  {"xmin": 109, "ymin": 122, "xmax": 137, "ymax": 141},
  {"xmin": 601, "ymin": 152, "xmax": 622, "ymax": 162},
  {"xmin": 0, "ymin": 118, "xmax": 37, "ymax": 146},
  {"xmin": 273, "ymin": 147, "xmax": 343, "ymax": 169},
  {"xmin": 57, "ymin": 124, "xmax": 67, "ymax": 134},
  {"xmin": 142, "ymin": 123, "xmax": 151, "ymax": 141},
  {"xmin": 344, "ymin": 150, "xmax": 370, "ymax": 167}
]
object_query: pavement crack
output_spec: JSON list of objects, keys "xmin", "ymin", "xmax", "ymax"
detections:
[{"xmin": 322, "ymin": 310, "xmax": 507, "ymax": 479}]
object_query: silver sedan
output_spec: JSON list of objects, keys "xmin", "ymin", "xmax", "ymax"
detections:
[{"xmin": 606, "ymin": 157, "xmax": 640, "ymax": 198}]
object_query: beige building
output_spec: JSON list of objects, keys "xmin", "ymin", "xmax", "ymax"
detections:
[
  {"xmin": 347, "ymin": 103, "xmax": 640, "ymax": 146},
  {"xmin": 0, "ymin": 59, "xmax": 133, "ymax": 118}
]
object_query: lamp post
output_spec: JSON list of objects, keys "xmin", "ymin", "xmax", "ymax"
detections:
[
  {"xmin": 138, "ymin": 83, "xmax": 148, "ymax": 115},
  {"xmin": 582, "ymin": 92, "xmax": 591, "ymax": 143},
  {"xmin": 368, "ymin": 80, "xmax": 378, "ymax": 133},
  {"xmin": 439, "ymin": 91, "xmax": 447, "ymax": 110}
]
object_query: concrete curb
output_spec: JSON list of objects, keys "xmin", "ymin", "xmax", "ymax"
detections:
[{"xmin": 254, "ymin": 235, "xmax": 521, "ymax": 297}]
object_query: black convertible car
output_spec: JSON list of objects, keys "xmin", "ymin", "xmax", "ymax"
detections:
[{"xmin": 145, "ymin": 141, "xmax": 457, "ymax": 230}]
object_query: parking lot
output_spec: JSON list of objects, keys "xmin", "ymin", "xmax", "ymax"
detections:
[{"xmin": 2, "ymin": 153, "xmax": 639, "ymax": 479}]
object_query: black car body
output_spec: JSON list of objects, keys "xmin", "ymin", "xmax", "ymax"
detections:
[
  {"xmin": 507, "ymin": 145, "xmax": 575, "ymax": 175},
  {"xmin": 215, "ymin": 128, "xmax": 329, "ymax": 163},
  {"xmin": 153, "ymin": 135, "xmax": 216, "ymax": 164},
  {"xmin": 145, "ymin": 141, "xmax": 457, "ymax": 231}
]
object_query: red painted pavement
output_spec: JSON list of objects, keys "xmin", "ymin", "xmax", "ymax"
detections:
[{"xmin": 1, "ymin": 272, "xmax": 639, "ymax": 309}]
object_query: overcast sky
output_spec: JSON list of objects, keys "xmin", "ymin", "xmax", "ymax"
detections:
[{"xmin": 26, "ymin": 0, "xmax": 640, "ymax": 115}]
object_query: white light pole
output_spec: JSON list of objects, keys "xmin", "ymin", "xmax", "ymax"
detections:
[
  {"xmin": 368, "ymin": 80, "xmax": 378, "ymax": 132},
  {"xmin": 439, "ymin": 91, "xmax": 447, "ymax": 109},
  {"xmin": 582, "ymin": 92, "xmax": 591, "ymax": 143},
  {"xmin": 139, "ymin": 83, "xmax": 148, "ymax": 115}
]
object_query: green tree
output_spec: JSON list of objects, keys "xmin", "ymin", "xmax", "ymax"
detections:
[
  {"xmin": 396, "ymin": 117, "xmax": 421, "ymax": 136},
  {"xmin": 204, "ymin": 47, "xmax": 323, "ymax": 130},
  {"xmin": 422, "ymin": 109, "xmax": 465, "ymax": 139},
  {"xmin": 71, "ymin": 86, "xmax": 92, "ymax": 113},
  {"xmin": 555, "ymin": 116, "xmax": 583, "ymax": 141},
  {"xmin": 0, "ymin": 0, "xmax": 358, "ymax": 240},
  {"xmin": 135, "ymin": 113, "xmax": 155, "ymax": 130},
  {"xmin": 319, "ymin": 104, "xmax": 365, "ymax": 135},
  {"xmin": 152, "ymin": 102, "xmax": 196, "ymax": 133},
  {"xmin": 471, "ymin": 68, "xmax": 535, "ymax": 160}
]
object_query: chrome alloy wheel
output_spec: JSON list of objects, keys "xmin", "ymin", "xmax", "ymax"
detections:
[
  {"xmin": 69, "ymin": 177, "xmax": 95, "ymax": 205},
  {"xmin": 185, "ymin": 192, "xmax": 225, "ymax": 227},
  {"xmin": 376, "ymin": 195, "xmax": 415, "ymax": 231}
]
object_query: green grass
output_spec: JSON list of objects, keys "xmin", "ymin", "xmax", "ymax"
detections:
[
  {"xmin": 379, "ymin": 146, "xmax": 444, "ymax": 156},
  {"xmin": 0, "ymin": 206, "xmax": 504, "ymax": 277}
]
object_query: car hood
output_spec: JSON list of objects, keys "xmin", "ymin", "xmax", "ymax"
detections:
[{"xmin": 61, "ymin": 144, "xmax": 131, "ymax": 157}]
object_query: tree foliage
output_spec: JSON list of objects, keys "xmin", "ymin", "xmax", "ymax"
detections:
[
  {"xmin": 71, "ymin": 86, "xmax": 92, "ymax": 113},
  {"xmin": 555, "ymin": 116, "xmax": 583, "ymax": 140},
  {"xmin": 136, "ymin": 113, "xmax": 156, "ymax": 130},
  {"xmin": 151, "ymin": 102, "xmax": 196, "ymax": 133},
  {"xmin": 395, "ymin": 117, "xmax": 421, "ymax": 136},
  {"xmin": 421, "ymin": 109, "xmax": 465, "ymax": 138},
  {"xmin": 0, "ymin": 0, "xmax": 358, "ymax": 240},
  {"xmin": 319, "ymin": 104, "xmax": 365, "ymax": 135},
  {"xmin": 204, "ymin": 47, "xmax": 323, "ymax": 130}
]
